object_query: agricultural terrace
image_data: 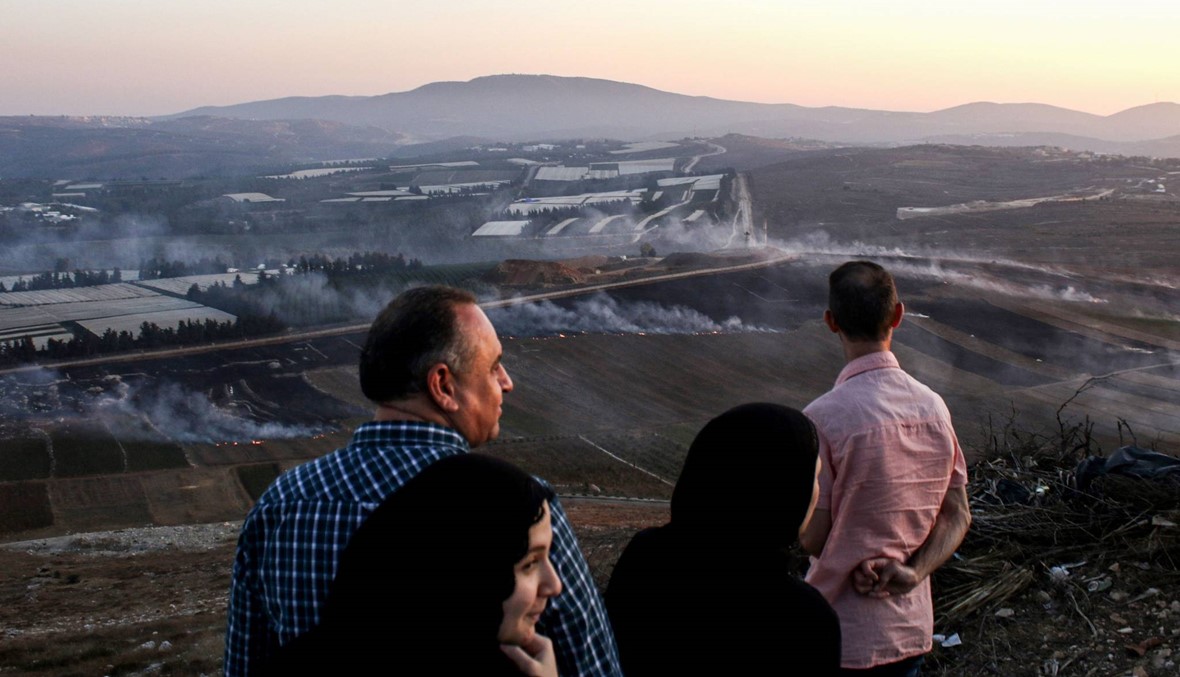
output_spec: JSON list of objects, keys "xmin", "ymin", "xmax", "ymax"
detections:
[
  {"xmin": 609, "ymin": 141, "xmax": 681, "ymax": 155},
  {"xmin": 0, "ymin": 279, "xmax": 244, "ymax": 355},
  {"xmin": 507, "ymin": 190, "xmax": 646, "ymax": 215},
  {"xmin": 489, "ymin": 174, "xmax": 728, "ymax": 239},
  {"xmin": 534, "ymin": 159, "xmax": 677, "ymax": 182},
  {"xmin": 135, "ymin": 272, "xmax": 263, "ymax": 295},
  {"xmin": 264, "ymin": 167, "xmax": 372, "ymax": 179}
]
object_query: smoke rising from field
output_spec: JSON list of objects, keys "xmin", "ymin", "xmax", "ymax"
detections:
[
  {"xmin": 770, "ymin": 232, "xmax": 1112, "ymax": 304},
  {"xmin": 249, "ymin": 271, "xmax": 393, "ymax": 327},
  {"xmin": 94, "ymin": 380, "xmax": 329, "ymax": 444},
  {"xmin": 488, "ymin": 292, "xmax": 767, "ymax": 337},
  {"xmin": 0, "ymin": 370, "xmax": 327, "ymax": 443}
]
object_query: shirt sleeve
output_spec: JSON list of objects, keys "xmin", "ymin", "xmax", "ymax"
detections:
[
  {"xmin": 540, "ymin": 495, "xmax": 623, "ymax": 676},
  {"xmin": 948, "ymin": 430, "xmax": 968, "ymax": 488},
  {"xmin": 224, "ymin": 515, "xmax": 275, "ymax": 677},
  {"xmin": 813, "ymin": 423, "xmax": 836, "ymax": 512}
]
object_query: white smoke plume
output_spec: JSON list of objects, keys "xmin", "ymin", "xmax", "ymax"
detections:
[
  {"xmin": 489, "ymin": 292, "xmax": 768, "ymax": 337},
  {"xmin": 94, "ymin": 380, "xmax": 328, "ymax": 444},
  {"xmin": 767, "ymin": 232, "xmax": 1110, "ymax": 303},
  {"xmin": 0, "ymin": 370, "xmax": 328, "ymax": 444}
]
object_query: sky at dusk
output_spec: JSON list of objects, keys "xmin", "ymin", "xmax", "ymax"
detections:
[{"xmin": 4, "ymin": 0, "xmax": 1178, "ymax": 117}]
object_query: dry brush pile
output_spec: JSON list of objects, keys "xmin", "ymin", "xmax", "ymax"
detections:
[{"xmin": 929, "ymin": 410, "xmax": 1179, "ymax": 676}]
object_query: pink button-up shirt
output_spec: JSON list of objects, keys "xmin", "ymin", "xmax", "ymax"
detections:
[{"xmin": 804, "ymin": 351, "xmax": 967, "ymax": 669}]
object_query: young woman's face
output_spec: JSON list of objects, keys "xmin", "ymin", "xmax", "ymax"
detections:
[{"xmin": 498, "ymin": 501, "xmax": 563, "ymax": 645}]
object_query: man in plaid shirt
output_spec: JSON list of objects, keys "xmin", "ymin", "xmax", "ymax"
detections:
[{"xmin": 224, "ymin": 286, "xmax": 621, "ymax": 676}]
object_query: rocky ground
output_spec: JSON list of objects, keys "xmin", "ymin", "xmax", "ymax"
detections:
[{"xmin": 1, "ymin": 489, "xmax": 1177, "ymax": 676}]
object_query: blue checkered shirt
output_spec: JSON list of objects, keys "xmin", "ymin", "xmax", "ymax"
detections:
[{"xmin": 224, "ymin": 420, "xmax": 621, "ymax": 676}]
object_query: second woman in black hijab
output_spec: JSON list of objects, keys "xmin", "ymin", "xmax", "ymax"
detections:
[{"xmin": 605, "ymin": 402, "xmax": 841, "ymax": 675}]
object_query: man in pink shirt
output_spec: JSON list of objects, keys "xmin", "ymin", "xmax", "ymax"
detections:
[{"xmin": 801, "ymin": 261, "xmax": 971, "ymax": 676}]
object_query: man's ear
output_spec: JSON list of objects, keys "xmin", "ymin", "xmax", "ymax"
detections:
[
  {"xmin": 890, "ymin": 302, "xmax": 904, "ymax": 329},
  {"xmin": 823, "ymin": 309, "xmax": 840, "ymax": 334},
  {"xmin": 425, "ymin": 363, "xmax": 460, "ymax": 412}
]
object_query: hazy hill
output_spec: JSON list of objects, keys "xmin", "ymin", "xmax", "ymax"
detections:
[
  {"xmin": 0, "ymin": 116, "xmax": 404, "ymax": 179},
  {"xmin": 171, "ymin": 74, "xmax": 1180, "ymax": 151},
  {"xmin": 7, "ymin": 76, "xmax": 1180, "ymax": 179}
]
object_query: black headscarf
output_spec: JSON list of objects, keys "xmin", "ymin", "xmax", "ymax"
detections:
[
  {"xmin": 264, "ymin": 454, "xmax": 555, "ymax": 676},
  {"xmin": 670, "ymin": 402, "xmax": 819, "ymax": 543},
  {"xmin": 607, "ymin": 403, "xmax": 840, "ymax": 676}
]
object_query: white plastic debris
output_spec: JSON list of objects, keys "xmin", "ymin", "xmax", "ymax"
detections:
[
  {"xmin": 940, "ymin": 633, "xmax": 963, "ymax": 648},
  {"xmin": 1087, "ymin": 577, "xmax": 1113, "ymax": 593}
]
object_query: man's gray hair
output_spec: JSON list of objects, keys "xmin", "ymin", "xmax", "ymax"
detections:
[{"xmin": 359, "ymin": 286, "xmax": 478, "ymax": 402}]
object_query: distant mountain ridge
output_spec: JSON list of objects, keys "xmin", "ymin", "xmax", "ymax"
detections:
[
  {"xmin": 171, "ymin": 74, "xmax": 1180, "ymax": 146},
  {"xmin": 5, "ymin": 75, "xmax": 1179, "ymax": 179}
]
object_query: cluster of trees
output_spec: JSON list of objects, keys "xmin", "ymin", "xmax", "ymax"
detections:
[
  {"xmin": 1, "ymin": 267, "xmax": 124, "ymax": 292},
  {"xmin": 0, "ymin": 314, "xmax": 285, "ymax": 366},
  {"xmin": 289, "ymin": 252, "xmax": 423, "ymax": 278},
  {"xmin": 138, "ymin": 256, "xmax": 234, "ymax": 280}
]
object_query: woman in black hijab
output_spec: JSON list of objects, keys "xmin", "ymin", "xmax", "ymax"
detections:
[
  {"xmin": 606, "ymin": 402, "xmax": 841, "ymax": 675},
  {"xmin": 263, "ymin": 454, "xmax": 563, "ymax": 676}
]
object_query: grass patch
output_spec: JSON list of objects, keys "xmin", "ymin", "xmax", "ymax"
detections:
[
  {"xmin": 122, "ymin": 440, "xmax": 188, "ymax": 473},
  {"xmin": 236, "ymin": 463, "xmax": 281, "ymax": 501},
  {"xmin": 50, "ymin": 423, "xmax": 124, "ymax": 478},
  {"xmin": 0, "ymin": 437, "xmax": 52, "ymax": 481}
]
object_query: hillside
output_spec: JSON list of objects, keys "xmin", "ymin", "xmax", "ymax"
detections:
[
  {"xmin": 0, "ymin": 116, "xmax": 404, "ymax": 179},
  {"xmin": 170, "ymin": 74, "xmax": 1180, "ymax": 153}
]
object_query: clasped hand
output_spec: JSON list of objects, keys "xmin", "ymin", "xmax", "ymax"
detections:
[{"xmin": 852, "ymin": 557, "xmax": 921, "ymax": 598}]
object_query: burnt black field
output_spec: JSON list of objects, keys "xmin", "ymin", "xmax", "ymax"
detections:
[{"xmin": 4, "ymin": 255, "xmax": 1175, "ymax": 443}]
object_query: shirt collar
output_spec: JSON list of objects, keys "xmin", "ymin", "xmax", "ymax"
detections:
[
  {"xmin": 349, "ymin": 419, "xmax": 471, "ymax": 453},
  {"xmin": 834, "ymin": 350, "xmax": 900, "ymax": 386}
]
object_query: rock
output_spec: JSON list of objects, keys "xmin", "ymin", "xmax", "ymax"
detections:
[
  {"xmin": 996, "ymin": 608, "xmax": 1016, "ymax": 618},
  {"xmin": 158, "ymin": 640, "xmax": 172, "ymax": 651},
  {"xmin": 139, "ymin": 640, "xmax": 156, "ymax": 650}
]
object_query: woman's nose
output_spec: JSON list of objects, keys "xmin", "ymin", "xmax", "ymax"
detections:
[{"xmin": 542, "ymin": 558, "xmax": 562, "ymax": 598}]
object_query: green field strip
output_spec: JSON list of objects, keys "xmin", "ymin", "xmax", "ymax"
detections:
[{"xmin": 49, "ymin": 427, "xmax": 124, "ymax": 478}]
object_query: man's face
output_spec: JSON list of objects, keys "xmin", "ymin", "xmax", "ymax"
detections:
[{"xmin": 448, "ymin": 303, "xmax": 513, "ymax": 447}]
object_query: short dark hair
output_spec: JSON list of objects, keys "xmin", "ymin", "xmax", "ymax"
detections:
[
  {"xmin": 359, "ymin": 286, "xmax": 478, "ymax": 403},
  {"xmin": 828, "ymin": 260, "xmax": 898, "ymax": 341}
]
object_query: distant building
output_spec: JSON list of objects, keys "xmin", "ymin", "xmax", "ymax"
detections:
[{"xmin": 221, "ymin": 193, "xmax": 284, "ymax": 204}]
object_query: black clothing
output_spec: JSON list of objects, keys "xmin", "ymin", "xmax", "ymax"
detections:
[
  {"xmin": 260, "ymin": 454, "xmax": 553, "ymax": 676},
  {"xmin": 607, "ymin": 525, "xmax": 841, "ymax": 676},
  {"xmin": 607, "ymin": 403, "xmax": 841, "ymax": 676}
]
